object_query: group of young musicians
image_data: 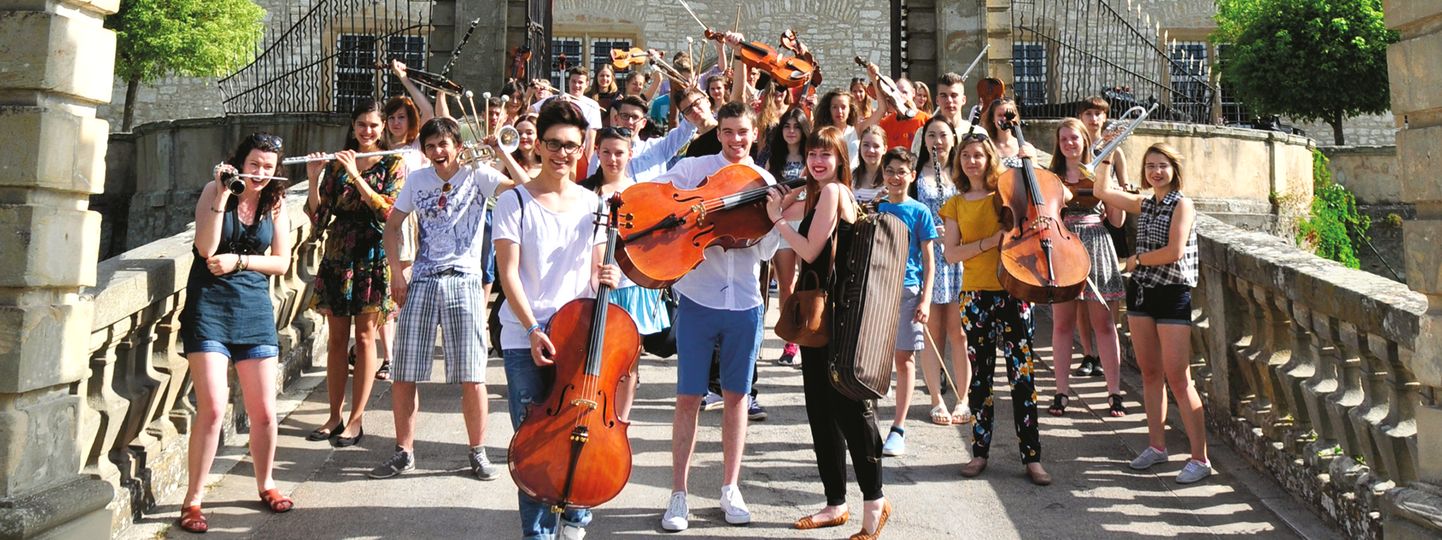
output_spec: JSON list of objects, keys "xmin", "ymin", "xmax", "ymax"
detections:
[{"xmin": 177, "ymin": 31, "xmax": 1208, "ymax": 540}]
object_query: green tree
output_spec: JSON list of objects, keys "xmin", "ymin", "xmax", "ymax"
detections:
[
  {"xmin": 1212, "ymin": 0, "xmax": 1397, "ymax": 145},
  {"xmin": 105, "ymin": 0, "xmax": 265, "ymax": 131}
]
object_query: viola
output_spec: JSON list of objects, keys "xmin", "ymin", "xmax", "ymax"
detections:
[
  {"xmin": 780, "ymin": 30, "xmax": 822, "ymax": 114},
  {"xmin": 509, "ymin": 46, "xmax": 531, "ymax": 81},
  {"xmin": 706, "ymin": 30, "xmax": 813, "ymax": 88},
  {"xmin": 995, "ymin": 112, "xmax": 1091, "ymax": 304},
  {"xmin": 509, "ymin": 197, "xmax": 640, "ymax": 511},
  {"xmin": 853, "ymin": 57, "xmax": 918, "ymax": 119},
  {"xmin": 615, "ymin": 164, "xmax": 805, "ymax": 289},
  {"xmin": 978, "ymin": 78, "xmax": 1006, "ymax": 108}
]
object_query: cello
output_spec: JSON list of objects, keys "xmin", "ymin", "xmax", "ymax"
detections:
[
  {"xmin": 995, "ymin": 111, "xmax": 1091, "ymax": 304},
  {"xmin": 615, "ymin": 164, "xmax": 804, "ymax": 289},
  {"xmin": 509, "ymin": 198, "xmax": 640, "ymax": 512}
]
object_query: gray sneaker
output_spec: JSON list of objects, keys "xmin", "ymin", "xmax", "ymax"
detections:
[
  {"xmin": 1129, "ymin": 446, "xmax": 1169, "ymax": 470},
  {"xmin": 700, "ymin": 391, "xmax": 725, "ymax": 411},
  {"xmin": 368, "ymin": 446, "xmax": 415, "ymax": 479},
  {"xmin": 1176, "ymin": 460, "xmax": 1213, "ymax": 484},
  {"xmin": 470, "ymin": 447, "xmax": 501, "ymax": 481}
]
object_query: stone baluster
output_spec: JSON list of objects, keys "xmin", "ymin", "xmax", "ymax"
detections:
[
  {"xmin": 1301, "ymin": 314, "xmax": 1342, "ymax": 467},
  {"xmin": 79, "ymin": 324, "xmax": 132, "ymax": 489},
  {"xmin": 1326, "ymin": 323, "xmax": 1369, "ymax": 489},
  {"xmin": 1278, "ymin": 302, "xmax": 1319, "ymax": 453},
  {"xmin": 1351, "ymin": 334, "xmax": 1398, "ymax": 491},
  {"xmin": 1378, "ymin": 342, "xmax": 1419, "ymax": 487},
  {"xmin": 1228, "ymin": 276, "xmax": 1264, "ymax": 422}
]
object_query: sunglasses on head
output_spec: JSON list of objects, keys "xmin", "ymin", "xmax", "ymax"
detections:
[
  {"xmin": 251, "ymin": 133, "xmax": 283, "ymax": 152},
  {"xmin": 960, "ymin": 132, "xmax": 990, "ymax": 142},
  {"xmin": 599, "ymin": 126, "xmax": 633, "ymax": 138}
]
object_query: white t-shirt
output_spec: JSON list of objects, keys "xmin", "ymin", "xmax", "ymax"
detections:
[
  {"xmin": 392, "ymin": 165, "xmax": 505, "ymax": 279},
  {"xmin": 530, "ymin": 94, "xmax": 603, "ymax": 129},
  {"xmin": 395, "ymin": 139, "xmax": 428, "ymax": 263},
  {"xmin": 492, "ymin": 185, "xmax": 607, "ymax": 350}
]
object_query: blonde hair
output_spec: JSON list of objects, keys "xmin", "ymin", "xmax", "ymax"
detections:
[
  {"xmin": 952, "ymin": 136, "xmax": 1003, "ymax": 193},
  {"xmin": 1048, "ymin": 118, "xmax": 1095, "ymax": 174}
]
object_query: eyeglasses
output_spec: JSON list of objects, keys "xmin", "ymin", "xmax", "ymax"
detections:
[
  {"xmin": 599, "ymin": 126, "xmax": 633, "ymax": 138},
  {"xmin": 882, "ymin": 168, "xmax": 913, "ymax": 178},
  {"xmin": 614, "ymin": 112, "xmax": 645, "ymax": 122},
  {"xmin": 541, "ymin": 138, "xmax": 584, "ymax": 155},
  {"xmin": 251, "ymin": 133, "xmax": 283, "ymax": 151}
]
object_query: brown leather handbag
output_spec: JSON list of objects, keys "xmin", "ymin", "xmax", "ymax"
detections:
[{"xmin": 776, "ymin": 267, "xmax": 831, "ymax": 347}]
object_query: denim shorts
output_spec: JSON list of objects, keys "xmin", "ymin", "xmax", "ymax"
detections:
[
  {"xmin": 1125, "ymin": 281, "xmax": 1192, "ymax": 326},
  {"xmin": 675, "ymin": 294, "xmax": 763, "ymax": 396},
  {"xmin": 184, "ymin": 340, "xmax": 279, "ymax": 362}
]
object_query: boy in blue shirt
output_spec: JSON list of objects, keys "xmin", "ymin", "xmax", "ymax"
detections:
[{"xmin": 876, "ymin": 147, "xmax": 938, "ymax": 457}]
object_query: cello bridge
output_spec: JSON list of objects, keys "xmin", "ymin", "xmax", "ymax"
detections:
[
  {"xmin": 571, "ymin": 399, "xmax": 599, "ymax": 410},
  {"xmin": 691, "ymin": 204, "xmax": 707, "ymax": 224},
  {"xmin": 1029, "ymin": 215, "xmax": 1055, "ymax": 231}
]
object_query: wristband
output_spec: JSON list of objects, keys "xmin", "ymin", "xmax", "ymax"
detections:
[
  {"xmin": 1101, "ymin": 160, "xmax": 1112, "ymax": 165},
  {"xmin": 527, "ymin": 324, "xmax": 543, "ymax": 336},
  {"xmin": 773, "ymin": 217, "xmax": 785, "ymax": 226}
]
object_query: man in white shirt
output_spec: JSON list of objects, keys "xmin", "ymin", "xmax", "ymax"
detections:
[
  {"xmin": 531, "ymin": 66, "xmax": 604, "ymax": 129},
  {"xmin": 586, "ymin": 94, "xmax": 701, "ymax": 182},
  {"xmin": 916, "ymin": 72, "xmax": 976, "ymax": 151},
  {"xmin": 650, "ymin": 101, "xmax": 780, "ymax": 532}
]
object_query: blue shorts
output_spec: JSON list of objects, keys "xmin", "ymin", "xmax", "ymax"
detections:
[
  {"xmin": 184, "ymin": 340, "xmax": 279, "ymax": 362},
  {"xmin": 1126, "ymin": 281, "xmax": 1192, "ymax": 326},
  {"xmin": 675, "ymin": 294, "xmax": 763, "ymax": 396},
  {"xmin": 481, "ymin": 209, "xmax": 497, "ymax": 285}
]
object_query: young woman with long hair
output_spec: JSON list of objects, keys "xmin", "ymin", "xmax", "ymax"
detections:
[
  {"xmin": 176, "ymin": 133, "xmax": 295, "ymax": 533},
  {"xmin": 765, "ymin": 108, "xmax": 812, "ymax": 366},
  {"xmin": 816, "ymin": 89, "xmax": 862, "ymax": 166},
  {"xmin": 940, "ymin": 134, "xmax": 1051, "ymax": 486},
  {"xmin": 912, "ymin": 81, "xmax": 932, "ymax": 115},
  {"xmin": 982, "ymin": 98, "xmax": 1036, "ymax": 168},
  {"xmin": 766, "ymin": 126, "xmax": 891, "ymax": 539},
  {"xmin": 911, "ymin": 116, "xmax": 970, "ymax": 427},
  {"xmin": 850, "ymin": 77, "xmax": 875, "ymax": 123},
  {"xmin": 1093, "ymin": 143, "xmax": 1210, "ymax": 484},
  {"xmin": 1046, "ymin": 118, "xmax": 1127, "ymax": 417},
  {"xmin": 509, "ymin": 114, "xmax": 542, "ymax": 181},
  {"xmin": 303, "ymin": 98, "xmax": 406, "ymax": 447},
  {"xmin": 850, "ymin": 125, "xmax": 888, "ymax": 203}
]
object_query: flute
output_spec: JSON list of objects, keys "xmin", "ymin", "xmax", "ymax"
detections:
[{"xmin": 280, "ymin": 149, "xmax": 408, "ymax": 165}]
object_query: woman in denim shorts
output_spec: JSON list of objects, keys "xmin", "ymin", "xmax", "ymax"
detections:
[
  {"xmin": 1093, "ymin": 143, "xmax": 1212, "ymax": 485},
  {"xmin": 175, "ymin": 134, "xmax": 295, "ymax": 532}
]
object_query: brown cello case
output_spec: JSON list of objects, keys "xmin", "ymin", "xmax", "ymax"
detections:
[{"xmin": 828, "ymin": 205, "xmax": 910, "ymax": 401}]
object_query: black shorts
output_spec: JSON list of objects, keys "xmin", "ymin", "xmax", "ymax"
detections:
[{"xmin": 1126, "ymin": 281, "xmax": 1192, "ymax": 326}]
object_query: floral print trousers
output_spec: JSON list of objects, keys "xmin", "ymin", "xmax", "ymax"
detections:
[{"xmin": 961, "ymin": 290, "xmax": 1042, "ymax": 464}]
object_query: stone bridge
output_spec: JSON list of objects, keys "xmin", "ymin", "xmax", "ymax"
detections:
[{"xmin": 2, "ymin": 1, "xmax": 1442, "ymax": 539}]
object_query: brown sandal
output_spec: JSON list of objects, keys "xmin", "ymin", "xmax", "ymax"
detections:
[
  {"xmin": 178, "ymin": 505, "xmax": 207, "ymax": 534},
  {"xmin": 794, "ymin": 510, "xmax": 848, "ymax": 529},
  {"xmin": 259, "ymin": 488, "xmax": 294, "ymax": 513}
]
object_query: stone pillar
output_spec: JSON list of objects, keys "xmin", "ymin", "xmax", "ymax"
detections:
[
  {"xmin": 1386, "ymin": 1, "xmax": 1442, "ymax": 539},
  {"xmin": 936, "ymin": 0, "xmax": 987, "ymax": 106},
  {"xmin": 984, "ymin": 0, "xmax": 1013, "ymax": 100},
  {"xmin": 0, "ymin": 1, "xmax": 117, "ymax": 539}
]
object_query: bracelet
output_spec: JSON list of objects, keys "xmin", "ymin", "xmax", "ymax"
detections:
[
  {"xmin": 773, "ymin": 217, "xmax": 785, "ymax": 226},
  {"xmin": 527, "ymin": 324, "xmax": 543, "ymax": 336},
  {"xmin": 1101, "ymin": 160, "xmax": 1112, "ymax": 165},
  {"xmin": 210, "ymin": 206, "xmax": 225, "ymax": 214}
]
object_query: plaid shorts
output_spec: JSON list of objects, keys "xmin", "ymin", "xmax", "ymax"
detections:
[{"xmin": 393, "ymin": 270, "xmax": 488, "ymax": 384}]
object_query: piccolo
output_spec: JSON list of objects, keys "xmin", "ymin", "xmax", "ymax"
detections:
[{"xmin": 280, "ymin": 149, "xmax": 408, "ymax": 165}]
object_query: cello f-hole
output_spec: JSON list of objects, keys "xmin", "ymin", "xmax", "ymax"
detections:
[{"xmin": 547, "ymin": 384, "xmax": 577, "ymax": 417}]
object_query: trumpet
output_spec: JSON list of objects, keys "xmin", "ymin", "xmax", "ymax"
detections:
[
  {"xmin": 1080, "ymin": 101, "xmax": 1157, "ymax": 181},
  {"xmin": 280, "ymin": 149, "xmax": 409, "ymax": 165},
  {"xmin": 451, "ymin": 90, "xmax": 520, "ymax": 165}
]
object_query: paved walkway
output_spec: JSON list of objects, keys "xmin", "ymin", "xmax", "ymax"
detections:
[{"xmin": 124, "ymin": 303, "xmax": 1336, "ymax": 540}]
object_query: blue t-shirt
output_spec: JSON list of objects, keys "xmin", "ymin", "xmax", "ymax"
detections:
[
  {"xmin": 879, "ymin": 198, "xmax": 939, "ymax": 288},
  {"xmin": 650, "ymin": 94, "xmax": 671, "ymax": 128}
]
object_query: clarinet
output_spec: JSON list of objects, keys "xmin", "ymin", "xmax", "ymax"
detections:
[{"xmin": 441, "ymin": 18, "xmax": 482, "ymax": 78}]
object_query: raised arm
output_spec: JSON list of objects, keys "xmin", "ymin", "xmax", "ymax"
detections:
[
  {"xmin": 767, "ymin": 183, "xmax": 843, "ymax": 263},
  {"xmin": 1091, "ymin": 159, "xmax": 1144, "ymax": 214},
  {"xmin": 194, "ymin": 172, "xmax": 231, "ymax": 258},
  {"xmin": 392, "ymin": 60, "xmax": 436, "ymax": 123}
]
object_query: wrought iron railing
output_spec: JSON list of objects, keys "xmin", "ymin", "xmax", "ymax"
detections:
[
  {"xmin": 1011, "ymin": 0, "xmax": 1216, "ymax": 123},
  {"xmin": 219, "ymin": 0, "xmax": 433, "ymax": 114}
]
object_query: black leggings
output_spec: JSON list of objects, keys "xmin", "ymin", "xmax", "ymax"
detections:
[{"xmin": 799, "ymin": 345, "xmax": 883, "ymax": 506}]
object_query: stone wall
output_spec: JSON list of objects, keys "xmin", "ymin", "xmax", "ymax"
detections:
[
  {"xmin": 101, "ymin": 114, "xmax": 351, "ymax": 257},
  {"xmin": 1321, "ymin": 145, "xmax": 1401, "ymax": 206},
  {"xmin": 78, "ymin": 186, "xmax": 325, "ymax": 534},
  {"xmin": 1293, "ymin": 112, "xmax": 1399, "ymax": 148}
]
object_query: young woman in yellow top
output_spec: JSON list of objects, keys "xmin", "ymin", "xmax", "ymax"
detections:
[{"xmin": 938, "ymin": 134, "xmax": 1051, "ymax": 486}]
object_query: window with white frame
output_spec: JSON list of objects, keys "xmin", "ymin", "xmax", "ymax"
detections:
[
  {"xmin": 1013, "ymin": 42, "xmax": 1047, "ymax": 106},
  {"xmin": 335, "ymin": 34, "xmax": 428, "ymax": 113},
  {"xmin": 383, "ymin": 35, "xmax": 428, "ymax": 97}
]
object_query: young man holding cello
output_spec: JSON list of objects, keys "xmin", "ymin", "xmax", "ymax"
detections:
[
  {"xmin": 494, "ymin": 100, "xmax": 623, "ymax": 540},
  {"xmin": 650, "ymin": 97, "xmax": 781, "ymax": 532}
]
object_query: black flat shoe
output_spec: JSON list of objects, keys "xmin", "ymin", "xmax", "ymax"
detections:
[
  {"xmin": 306, "ymin": 423, "xmax": 343, "ymax": 441},
  {"xmin": 1087, "ymin": 356, "xmax": 1106, "ymax": 377},
  {"xmin": 332, "ymin": 426, "xmax": 364, "ymax": 447},
  {"xmin": 1074, "ymin": 356, "xmax": 1096, "ymax": 377}
]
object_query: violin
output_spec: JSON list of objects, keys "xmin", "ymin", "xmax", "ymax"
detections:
[
  {"xmin": 705, "ymin": 30, "xmax": 813, "ymax": 88},
  {"xmin": 509, "ymin": 197, "xmax": 640, "ymax": 511},
  {"xmin": 610, "ymin": 47, "xmax": 649, "ymax": 71},
  {"xmin": 978, "ymin": 78, "xmax": 1006, "ymax": 108},
  {"xmin": 995, "ymin": 111, "xmax": 1091, "ymax": 304},
  {"xmin": 853, "ymin": 57, "xmax": 918, "ymax": 119},
  {"xmin": 780, "ymin": 30, "xmax": 822, "ymax": 115},
  {"xmin": 615, "ymin": 164, "xmax": 806, "ymax": 289}
]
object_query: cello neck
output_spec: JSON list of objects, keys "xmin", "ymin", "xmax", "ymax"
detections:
[
  {"xmin": 709, "ymin": 177, "xmax": 807, "ymax": 213},
  {"xmin": 586, "ymin": 201, "xmax": 622, "ymax": 377},
  {"xmin": 1009, "ymin": 121, "xmax": 1045, "ymax": 207}
]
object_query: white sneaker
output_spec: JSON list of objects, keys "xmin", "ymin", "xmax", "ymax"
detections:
[
  {"xmin": 558, "ymin": 522, "xmax": 586, "ymax": 540},
  {"xmin": 719, "ymin": 484, "xmax": 751, "ymax": 525},
  {"xmin": 1129, "ymin": 446, "xmax": 1169, "ymax": 470},
  {"xmin": 661, "ymin": 491, "xmax": 689, "ymax": 531}
]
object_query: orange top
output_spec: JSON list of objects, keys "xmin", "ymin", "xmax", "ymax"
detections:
[{"xmin": 879, "ymin": 111, "xmax": 931, "ymax": 151}]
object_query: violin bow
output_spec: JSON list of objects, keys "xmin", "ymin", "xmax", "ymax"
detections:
[
  {"xmin": 677, "ymin": 0, "xmax": 712, "ymax": 34},
  {"xmin": 959, "ymin": 44, "xmax": 990, "ymax": 82}
]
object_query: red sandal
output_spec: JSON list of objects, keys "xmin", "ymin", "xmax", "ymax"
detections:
[
  {"xmin": 178, "ymin": 505, "xmax": 208, "ymax": 534},
  {"xmin": 259, "ymin": 489, "xmax": 294, "ymax": 513}
]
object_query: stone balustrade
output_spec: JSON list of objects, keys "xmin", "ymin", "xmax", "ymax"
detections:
[
  {"xmin": 76, "ymin": 186, "xmax": 324, "ymax": 534},
  {"xmin": 1188, "ymin": 214, "xmax": 1437, "ymax": 539}
]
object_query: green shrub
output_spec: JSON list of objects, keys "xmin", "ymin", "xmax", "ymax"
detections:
[{"xmin": 1297, "ymin": 149, "xmax": 1369, "ymax": 268}]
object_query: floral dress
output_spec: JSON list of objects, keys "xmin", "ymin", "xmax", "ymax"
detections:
[
  {"xmin": 915, "ymin": 166, "xmax": 963, "ymax": 304},
  {"xmin": 308, "ymin": 155, "xmax": 405, "ymax": 317}
]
